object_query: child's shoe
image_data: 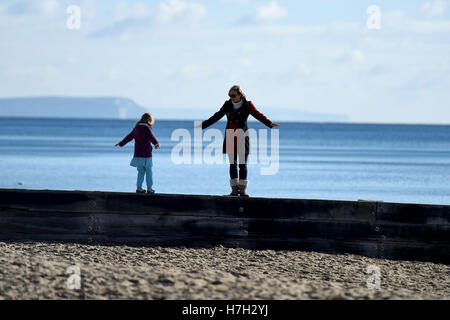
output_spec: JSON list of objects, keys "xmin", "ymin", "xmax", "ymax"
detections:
[
  {"xmin": 147, "ymin": 188, "xmax": 155, "ymax": 194},
  {"xmin": 136, "ymin": 187, "xmax": 146, "ymax": 194}
]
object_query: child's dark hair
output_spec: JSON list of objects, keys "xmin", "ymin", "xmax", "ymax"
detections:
[{"xmin": 135, "ymin": 112, "xmax": 155, "ymax": 128}]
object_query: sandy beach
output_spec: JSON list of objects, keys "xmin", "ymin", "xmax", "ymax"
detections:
[{"xmin": 0, "ymin": 241, "xmax": 448, "ymax": 300}]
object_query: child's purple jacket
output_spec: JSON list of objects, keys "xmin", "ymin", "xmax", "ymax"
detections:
[{"xmin": 118, "ymin": 123, "xmax": 159, "ymax": 158}]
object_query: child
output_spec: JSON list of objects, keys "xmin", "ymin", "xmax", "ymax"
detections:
[{"xmin": 116, "ymin": 113, "xmax": 160, "ymax": 194}]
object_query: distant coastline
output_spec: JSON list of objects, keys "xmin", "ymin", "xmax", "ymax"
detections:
[
  {"xmin": 1, "ymin": 97, "xmax": 449, "ymax": 125},
  {"xmin": 0, "ymin": 96, "xmax": 349, "ymax": 123},
  {"xmin": 1, "ymin": 116, "xmax": 449, "ymax": 127}
]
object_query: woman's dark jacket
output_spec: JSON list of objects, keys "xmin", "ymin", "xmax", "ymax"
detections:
[{"xmin": 201, "ymin": 99, "xmax": 274, "ymax": 155}]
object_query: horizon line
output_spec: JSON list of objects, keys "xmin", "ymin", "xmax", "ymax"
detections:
[{"xmin": 0, "ymin": 116, "xmax": 449, "ymax": 127}]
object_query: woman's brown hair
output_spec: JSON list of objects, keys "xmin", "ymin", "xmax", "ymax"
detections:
[
  {"xmin": 229, "ymin": 85, "xmax": 246, "ymax": 99},
  {"xmin": 135, "ymin": 112, "xmax": 155, "ymax": 128}
]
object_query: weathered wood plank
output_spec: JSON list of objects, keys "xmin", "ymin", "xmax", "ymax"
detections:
[{"xmin": 0, "ymin": 188, "xmax": 449, "ymax": 264}]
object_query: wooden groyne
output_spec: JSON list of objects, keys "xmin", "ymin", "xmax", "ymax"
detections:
[{"xmin": 0, "ymin": 188, "xmax": 449, "ymax": 264}]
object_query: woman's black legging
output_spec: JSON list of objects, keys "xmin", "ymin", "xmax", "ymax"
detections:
[{"xmin": 228, "ymin": 153, "xmax": 249, "ymax": 180}]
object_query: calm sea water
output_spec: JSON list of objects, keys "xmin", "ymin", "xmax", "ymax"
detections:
[{"xmin": 0, "ymin": 117, "xmax": 449, "ymax": 205}]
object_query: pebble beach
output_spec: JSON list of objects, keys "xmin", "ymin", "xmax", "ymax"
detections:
[{"xmin": 0, "ymin": 241, "xmax": 448, "ymax": 300}]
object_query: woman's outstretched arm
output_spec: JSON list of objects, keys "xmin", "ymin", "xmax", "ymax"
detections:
[
  {"xmin": 195, "ymin": 103, "xmax": 227, "ymax": 129},
  {"xmin": 249, "ymin": 101, "xmax": 280, "ymax": 128}
]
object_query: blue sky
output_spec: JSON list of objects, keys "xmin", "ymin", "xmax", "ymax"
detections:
[{"xmin": 1, "ymin": 0, "xmax": 449, "ymax": 124}]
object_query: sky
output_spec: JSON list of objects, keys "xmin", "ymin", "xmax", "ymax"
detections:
[{"xmin": 0, "ymin": 0, "xmax": 449, "ymax": 124}]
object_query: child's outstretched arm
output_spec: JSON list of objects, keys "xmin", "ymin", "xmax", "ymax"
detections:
[{"xmin": 115, "ymin": 131, "xmax": 134, "ymax": 147}]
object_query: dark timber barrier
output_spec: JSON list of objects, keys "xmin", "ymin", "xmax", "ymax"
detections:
[{"xmin": 0, "ymin": 189, "xmax": 449, "ymax": 264}]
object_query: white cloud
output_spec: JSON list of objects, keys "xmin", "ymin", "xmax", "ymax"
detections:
[
  {"xmin": 351, "ymin": 50, "xmax": 366, "ymax": 63},
  {"xmin": 329, "ymin": 48, "xmax": 367, "ymax": 65},
  {"xmin": 156, "ymin": 0, "xmax": 207, "ymax": 25},
  {"xmin": 78, "ymin": 0, "xmax": 97, "ymax": 28},
  {"xmin": 89, "ymin": 0, "xmax": 207, "ymax": 38},
  {"xmin": 40, "ymin": 0, "xmax": 60, "ymax": 16},
  {"xmin": 420, "ymin": 0, "xmax": 448, "ymax": 18},
  {"xmin": 238, "ymin": 11, "xmax": 450, "ymax": 36},
  {"xmin": 114, "ymin": 2, "xmax": 151, "ymax": 21},
  {"xmin": 219, "ymin": 0, "xmax": 249, "ymax": 4},
  {"xmin": 108, "ymin": 68, "xmax": 121, "ymax": 81},
  {"xmin": 298, "ymin": 63, "xmax": 312, "ymax": 76},
  {"xmin": 383, "ymin": 10, "xmax": 450, "ymax": 33},
  {"xmin": 254, "ymin": 1, "xmax": 288, "ymax": 23},
  {"xmin": 242, "ymin": 9, "xmax": 450, "ymax": 35},
  {"xmin": 181, "ymin": 64, "xmax": 201, "ymax": 79}
]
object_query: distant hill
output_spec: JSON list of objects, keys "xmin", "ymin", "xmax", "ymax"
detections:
[
  {"xmin": 0, "ymin": 97, "xmax": 148, "ymax": 119},
  {"xmin": 0, "ymin": 97, "xmax": 348, "ymax": 122}
]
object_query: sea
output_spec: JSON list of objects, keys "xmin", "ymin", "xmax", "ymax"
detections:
[{"xmin": 0, "ymin": 117, "xmax": 449, "ymax": 205}]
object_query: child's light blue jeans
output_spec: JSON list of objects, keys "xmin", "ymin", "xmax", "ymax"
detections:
[
  {"xmin": 137, "ymin": 166, "xmax": 153, "ymax": 189},
  {"xmin": 130, "ymin": 157, "xmax": 153, "ymax": 189}
]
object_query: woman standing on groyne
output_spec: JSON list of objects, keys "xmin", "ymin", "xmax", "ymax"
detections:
[{"xmin": 196, "ymin": 85, "xmax": 279, "ymax": 197}]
